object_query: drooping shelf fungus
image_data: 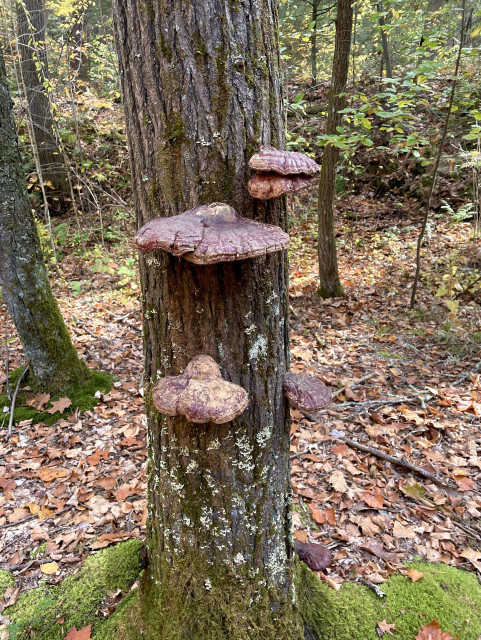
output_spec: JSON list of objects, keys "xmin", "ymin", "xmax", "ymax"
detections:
[
  {"xmin": 248, "ymin": 145, "xmax": 320, "ymax": 201},
  {"xmin": 131, "ymin": 203, "xmax": 289, "ymax": 264},
  {"xmin": 296, "ymin": 541, "xmax": 332, "ymax": 572},
  {"xmin": 152, "ymin": 355, "xmax": 249, "ymax": 424},
  {"xmin": 284, "ymin": 372, "xmax": 331, "ymax": 412}
]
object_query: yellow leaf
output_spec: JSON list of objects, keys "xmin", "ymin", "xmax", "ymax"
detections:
[
  {"xmin": 40, "ymin": 562, "xmax": 59, "ymax": 575},
  {"xmin": 407, "ymin": 568, "xmax": 425, "ymax": 582}
]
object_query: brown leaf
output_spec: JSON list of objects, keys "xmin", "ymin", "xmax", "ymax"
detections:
[
  {"xmin": 25, "ymin": 392, "xmax": 50, "ymax": 411},
  {"xmin": 39, "ymin": 468, "xmax": 68, "ymax": 484},
  {"xmin": 63, "ymin": 626, "xmax": 93, "ymax": 640},
  {"xmin": 407, "ymin": 568, "xmax": 425, "ymax": 582},
  {"xmin": 47, "ymin": 397, "xmax": 72, "ymax": 415},
  {"xmin": 415, "ymin": 620, "xmax": 456, "ymax": 640},
  {"xmin": 361, "ymin": 491, "xmax": 384, "ymax": 509},
  {"xmin": 460, "ymin": 548, "xmax": 481, "ymax": 572},
  {"xmin": 294, "ymin": 530, "xmax": 308, "ymax": 543},
  {"xmin": 360, "ymin": 540, "xmax": 397, "ymax": 562},
  {"xmin": 0, "ymin": 477, "xmax": 16, "ymax": 492},
  {"xmin": 329, "ymin": 470, "xmax": 348, "ymax": 492},
  {"xmin": 309, "ymin": 504, "xmax": 326, "ymax": 525},
  {"xmin": 377, "ymin": 620, "xmax": 396, "ymax": 636},
  {"xmin": 453, "ymin": 475, "xmax": 474, "ymax": 492},
  {"xmin": 7, "ymin": 508, "xmax": 30, "ymax": 523}
]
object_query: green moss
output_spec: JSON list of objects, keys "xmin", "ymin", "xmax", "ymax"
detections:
[
  {"xmin": 0, "ymin": 570, "xmax": 15, "ymax": 596},
  {"xmin": 97, "ymin": 553, "xmax": 302, "ymax": 640},
  {"xmin": 7, "ymin": 539, "xmax": 144, "ymax": 640},
  {"xmin": 297, "ymin": 561, "xmax": 481, "ymax": 640},
  {"xmin": 0, "ymin": 367, "xmax": 113, "ymax": 430}
]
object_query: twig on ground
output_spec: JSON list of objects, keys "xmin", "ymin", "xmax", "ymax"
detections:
[
  {"xmin": 357, "ymin": 578, "xmax": 387, "ymax": 598},
  {"xmin": 289, "ymin": 305, "xmax": 300, "ymax": 320},
  {"xmin": 333, "ymin": 372, "xmax": 375, "ymax": 398},
  {"xmin": 7, "ymin": 366, "xmax": 28, "ymax": 438}
]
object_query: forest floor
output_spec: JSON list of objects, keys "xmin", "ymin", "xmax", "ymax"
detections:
[{"xmin": 1, "ymin": 89, "xmax": 481, "ymax": 623}]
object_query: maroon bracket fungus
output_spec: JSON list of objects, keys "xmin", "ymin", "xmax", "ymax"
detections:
[
  {"xmin": 152, "ymin": 355, "xmax": 249, "ymax": 424},
  {"xmin": 284, "ymin": 372, "xmax": 331, "ymax": 412},
  {"xmin": 296, "ymin": 541, "xmax": 332, "ymax": 572},
  {"xmin": 249, "ymin": 145, "xmax": 320, "ymax": 176},
  {"xmin": 131, "ymin": 202, "xmax": 289, "ymax": 264},
  {"xmin": 247, "ymin": 172, "xmax": 316, "ymax": 201}
]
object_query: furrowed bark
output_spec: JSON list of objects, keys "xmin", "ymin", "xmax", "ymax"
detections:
[
  {"xmin": 112, "ymin": 1, "xmax": 302, "ymax": 638},
  {"xmin": 0, "ymin": 45, "xmax": 88, "ymax": 393}
]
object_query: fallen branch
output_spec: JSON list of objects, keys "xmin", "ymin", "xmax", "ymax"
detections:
[
  {"xmin": 7, "ymin": 366, "xmax": 28, "ymax": 438},
  {"xmin": 333, "ymin": 372, "xmax": 375, "ymax": 398}
]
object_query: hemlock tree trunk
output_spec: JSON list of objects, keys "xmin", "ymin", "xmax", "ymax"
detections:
[
  {"xmin": 17, "ymin": 0, "xmax": 70, "ymax": 210},
  {"xmin": 310, "ymin": 0, "xmax": 321, "ymax": 84},
  {"xmin": 112, "ymin": 1, "xmax": 302, "ymax": 639},
  {"xmin": 0, "ymin": 45, "xmax": 88, "ymax": 393},
  {"xmin": 317, "ymin": 0, "xmax": 353, "ymax": 298},
  {"xmin": 377, "ymin": 1, "xmax": 393, "ymax": 79}
]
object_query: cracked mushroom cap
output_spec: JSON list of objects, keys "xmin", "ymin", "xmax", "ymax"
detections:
[
  {"xmin": 131, "ymin": 203, "xmax": 289, "ymax": 264},
  {"xmin": 284, "ymin": 373, "xmax": 331, "ymax": 411},
  {"xmin": 152, "ymin": 355, "xmax": 249, "ymax": 424},
  {"xmin": 248, "ymin": 172, "xmax": 316, "ymax": 201},
  {"xmin": 249, "ymin": 146, "xmax": 320, "ymax": 176},
  {"xmin": 296, "ymin": 541, "xmax": 332, "ymax": 571}
]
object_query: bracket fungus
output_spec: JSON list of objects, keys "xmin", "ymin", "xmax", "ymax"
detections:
[
  {"xmin": 248, "ymin": 145, "xmax": 320, "ymax": 201},
  {"xmin": 296, "ymin": 541, "xmax": 332, "ymax": 572},
  {"xmin": 248, "ymin": 172, "xmax": 316, "ymax": 201},
  {"xmin": 152, "ymin": 355, "xmax": 249, "ymax": 424},
  {"xmin": 284, "ymin": 372, "xmax": 331, "ymax": 412},
  {"xmin": 131, "ymin": 202, "xmax": 289, "ymax": 264}
]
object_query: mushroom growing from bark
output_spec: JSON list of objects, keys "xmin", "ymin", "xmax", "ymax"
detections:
[
  {"xmin": 296, "ymin": 541, "xmax": 332, "ymax": 571},
  {"xmin": 131, "ymin": 202, "xmax": 289, "ymax": 263},
  {"xmin": 248, "ymin": 172, "xmax": 316, "ymax": 201},
  {"xmin": 152, "ymin": 355, "xmax": 249, "ymax": 424},
  {"xmin": 284, "ymin": 372, "xmax": 331, "ymax": 412},
  {"xmin": 248, "ymin": 145, "xmax": 320, "ymax": 201}
]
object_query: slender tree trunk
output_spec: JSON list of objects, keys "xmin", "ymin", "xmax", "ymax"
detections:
[
  {"xmin": 317, "ymin": 0, "xmax": 353, "ymax": 298},
  {"xmin": 377, "ymin": 1, "xmax": 393, "ymax": 78},
  {"xmin": 16, "ymin": 0, "xmax": 70, "ymax": 211},
  {"xmin": 0, "ymin": 45, "xmax": 88, "ymax": 393},
  {"xmin": 310, "ymin": 0, "xmax": 321, "ymax": 85},
  {"xmin": 70, "ymin": 1, "xmax": 90, "ymax": 89},
  {"xmin": 112, "ymin": 1, "xmax": 302, "ymax": 639}
]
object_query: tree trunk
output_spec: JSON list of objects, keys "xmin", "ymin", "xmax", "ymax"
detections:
[
  {"xmin": 16, "ymin": 0, "xmax": 70, "ymax": 211},
  {"xmin": 317, "ymin": 0, "xmax": 353, "ymax": 298},
  {"xmin": 112, "ymin": 1, "xmax": 301, "ymax": 639},
  {"xmin": 70, "ymin": 1, "xmax": 90, "ymax": 89},
  {"xmin": 310, "ymin": 0, "xmax": 321, "ymax": 85},
  {"xmin": 0, "ymin": 44, "xmax": 88, "ymax": 393},
  {"xmin": 377, "ymin": 1, "xmax": 393, "ymax": 78}
]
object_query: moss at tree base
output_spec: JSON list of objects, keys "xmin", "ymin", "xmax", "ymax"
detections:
[
  {"xmin": 5, "ymin": 547, "xmax": 481, "ymax": 640},
  {"xmin": 0, "ymin": 367, "xmax": 113, "ymax": 429}
]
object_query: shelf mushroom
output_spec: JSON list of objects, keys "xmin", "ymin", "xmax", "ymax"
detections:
[
  {"xmin": 284, "ymin": 372, "xmax": 331, "ymax": 412},
  {"xmin": 248, "ymin": 145, "xmax": 320, "ymax": 201},
  {"xmin": 152, "ymin": 355, "xmax": 249, "ymax": 424},
  {"xmin": 131, "ymin": 202, "xmax": 289, "ymax": 263},
  {"xmin": 296, "ymin": 541, "xmax": 332, "ymax": 572}
]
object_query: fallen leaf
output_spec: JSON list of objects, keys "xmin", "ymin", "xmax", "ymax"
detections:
[
  {"xmin": 399, "ymin": 405, "xmax": 424, "ymax": 425},
  {"xmin": 63, "ymin": 625, "xmax": 93, "ymax": 640},
  {"xmin": 415, "ymin": 619, "xmax": 455, "ymax": 640},
  {"xmin": 453, "ymin": 475, "xmax": 474, "ymax": 492},
  {"xmin": 294, "ymin": 530, "xmax": 308, "ymax": 543},
  {"xmin": 361, "ymin": 491, "xmax": 384, "ymax": 509},
  {"xmin": 407, "ymin": 568, "xmax": 425, "ymax": 582},
  {"xmin": 47, "ymin": 397, "xmax": 72, "ymax": 415},
  {"xmin": 309, "ymin": 504, "xmax": 326, "ymax": 525},
  {"xmin": 392, "ymin": 520, "xmax": 417, "ymax": 539},
  {"xmin": 7, "ymin": 508, "xmax": 30, "ymax": 523},
  {"xmin": 25, "ymin": 392, "xmax": 50, "ymax": 410},
  {"xmin": 460, "ymin": 548, "xmax": 481, "ymax": 572},
  {"xmin": 39, "ymin": 468, "xmax": 68, "ymax": 484},
  {"xmin": 377, "ymin": 619, "xmax": 396, "ymax": 636},
  {"xmin": 40, "ymin": 562, "xmax": 59, "ymax": 575},
  {"xmin": 329, "ymin": 470, "xmax": 348, "ymax": 492}
]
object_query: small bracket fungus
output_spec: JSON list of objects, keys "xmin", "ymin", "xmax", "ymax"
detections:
[
  {"xmin": 152, "ymin": 355, "xmax": 249, "ymax": 424},
  {"xmin": 131, "ymin": 203, "xmax": 289, "ymax": 264},
  {"xmin": 249, "ymin": 145, "xmax": 320, "ymax": 176},
  {"xmin": 248, "ymin": 172, "xmax": 316, "ymax": 201},
  {"xmin": 296, "ymin": 541, "xmax": 332, "ymax": 572},
  {"xmin": 284, "ymin": 372, "xmax": 331, "ymax": 412}
]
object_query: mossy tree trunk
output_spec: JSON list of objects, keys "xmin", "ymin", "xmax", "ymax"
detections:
[
  {"xmin": 317, "ymin": 0, "xmax": 353, "ymax": 299},
  {"xmin": 112, "ymin": 1, "xmax": 302, "ymax": 638},
  {"xmin": 17, "ymin": 0, "xmax": 70, "ymax": 211},
  {"xmin": 0, "ymin": 45, "xmax": 88, "ymax": 393}
]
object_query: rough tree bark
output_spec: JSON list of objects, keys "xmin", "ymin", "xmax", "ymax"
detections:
[
  {"xmin": 317, "ymin": 0, "xmax": 353, "ymax": 298},
  {"xmin": 112, "ymin": 1, "xmax": 302, "ymax": 639},
  {"xmin": 310, "ymin": 0, "xmax": 321, "ymax": 84},
  {"xmin": 0, "ymin": 45, "xmax": 88, "ymax": 393},
  {"xmin": 16, "ymin": 0, "xmax": 70, "ymax": 210}
]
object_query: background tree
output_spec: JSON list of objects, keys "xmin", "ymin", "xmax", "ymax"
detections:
[
  {"xmin": 0, "ymin": 43, "xmax": 88, "ymax": 393},
  {"xmin": 317, "ymin": 0, "xmax": 353, "ymax": 298},
  {"xmin": 112, "ymin": 0, "xmax": 303, "ymax": 638},
  {"xmin": 16, "ymin": 0, "xmax": 70, "ymax": 210}
]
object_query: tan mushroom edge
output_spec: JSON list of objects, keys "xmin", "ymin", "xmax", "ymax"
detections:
[
  {"xmin": 152, "ymin": 355, "xmax": 249, "ymax": 425},
  {"xmin": 284, "ymin": 372, "xmax": 332, "ymax": 412}
]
